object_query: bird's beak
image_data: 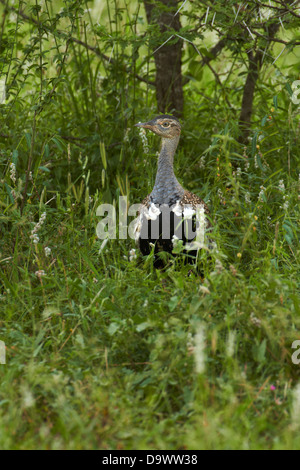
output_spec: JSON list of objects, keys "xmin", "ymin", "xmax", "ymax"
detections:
[{"xmin": 134, "ymin": 121, "xmax": 154, "ymax": 130}]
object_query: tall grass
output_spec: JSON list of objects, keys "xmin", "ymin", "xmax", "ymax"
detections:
[{"xmin": 0, "ymin": 0, "xmax": 299, "ymax": 449}]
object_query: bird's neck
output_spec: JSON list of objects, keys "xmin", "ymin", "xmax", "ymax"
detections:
[{"xmin": 151, "ymin": 136, "xmax": 184, "ymax": 205}]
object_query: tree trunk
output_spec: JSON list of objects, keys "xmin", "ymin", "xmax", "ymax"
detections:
[
  {"xmin": 238, "ymin": 50, "xmax": 262, "ymax": 144},
  {"xmin": 143, "ymin": 0, "xmax": 184, "ymax": 118}
]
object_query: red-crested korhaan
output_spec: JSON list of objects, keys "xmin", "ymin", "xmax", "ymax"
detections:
[{"xmin": 134, "ymin": 115, "xmax": 211, "ymax": 265}]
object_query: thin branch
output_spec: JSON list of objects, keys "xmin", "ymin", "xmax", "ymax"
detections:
[
  {"xmin": 201, "ymin": 38, "xmax": 227, "ymax": 66},
  {"xmin": 248, "ymin": 28, "xmax": 300, "ymax": 45},
  {"xmin": 247, "ymin": 0, "xmax": 300, "ymax": 19},
  {"xmin": 0, "ymin": 0, "xmax": 155, "ymax": 86}
]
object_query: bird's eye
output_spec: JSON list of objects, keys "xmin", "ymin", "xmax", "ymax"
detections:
[{"xmin": 162, "ymin": 122, "xmax": 170, "ymax": 128}]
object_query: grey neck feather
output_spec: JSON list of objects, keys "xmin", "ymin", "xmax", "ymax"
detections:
[{"xmin": 150, "ymin": 136, "xmax": 184, "ymax": 205}]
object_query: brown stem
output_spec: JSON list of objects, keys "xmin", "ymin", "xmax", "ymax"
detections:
[{"xmin": 238, "ymin": 50, "xmax": 263, "ymax": 144}]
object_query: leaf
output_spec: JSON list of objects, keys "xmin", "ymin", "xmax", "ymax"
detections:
[
  {"xmin": 107, "ymin": 322, "xmax": 119, "ymax": 336},
  {"xmin": 25, "ymin": 132, "xmax": 32, "ymax": 150},
  {"xmin": 12, "ymin": 149, "xmax": 18, "ymax": 165},
  {"xmin": 51, "ymin": 136, "xmax": 65, "ymax": 152},
  {"xmin": 284, "ymin": 233, "xmax": 293, "ymax": 246},
  {"xmin": 285, "ymin": 82, "xmax": 293, "ymax": 97},
  {"xmin": 283, "ymin": 223, "xmax": 294, "ymax": 240},
  {"xmin": 252, "ymin": 339, "xmax": 267, "ymax": 363},
  {"xmin": 100, "ymin": 142, "xmax": 107, "ymax": 170},
  {"xmin": 256, "ymin": 152, "xmax": 264, "ymax": 171},
  {"xmin": 290, "ymin": 294, "xmax": 300, "ymax": 314},
  {"xmin": 168, "ymin": 296, "xmax": 179, "ymax": 312},
  {"xmin": 44, "ymin": 143, "xmax": 50, "ymax": 158},
  {"xmin": 4, "ymin": 183, "xmax": 14, "ymax": 204},
  {"xmin": 136, "ymin": 322, "xmax": 150, "ymax": 332},
  {"xmin": 39, "ymin": 166, "xmax": 50, "ymax": 173},
  {"xmin": 261, "ymin": 115, "xmax": 268, "ymax": 126},
  {"xmin": 251, "ymin": 132, "xmax": 258, "ymax": 157}
]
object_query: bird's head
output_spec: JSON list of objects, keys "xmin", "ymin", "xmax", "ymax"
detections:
[{"xmin": 134, "ymin": 115, "xmax": 181, "ymax": 139}]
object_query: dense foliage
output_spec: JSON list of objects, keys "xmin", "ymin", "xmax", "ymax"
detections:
[{"xmin": 0, "ymin": 0, "xmax": 299, "ymax": 449}]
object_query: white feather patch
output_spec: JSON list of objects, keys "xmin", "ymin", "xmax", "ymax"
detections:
[
  {"xmin": 145, "ymin": 202, "xmax": 161, "ymax": 221},
  {"xmin": 183, "ymin": 205, "xmax": 196, "ymax": 219},
  {"xmin": 172, "ymin": 201, "xmax": 196, "ymax": 219},
  {"xmin": 133, "ymin": 202, "xmax": 161, "ymax": 244},
  {"xmin": 172, "ymin": 200, "xmax": 183, "ymax": 216}
]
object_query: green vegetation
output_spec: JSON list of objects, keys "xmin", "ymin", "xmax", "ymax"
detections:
[{"xmin": 0, "ymin": 0, "xmax": 299, "ymax": 450}]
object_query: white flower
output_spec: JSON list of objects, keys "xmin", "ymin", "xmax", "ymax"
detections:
[
  {"xmin": 129, "ymin": 248, "xmax": 137, "ymax": 262},
  {"xmin": 250, "ymin": 312, "xmax": 261, "ymax": 327},
  {"xmin": 280, "ymin": 194, "xmax": 289, "ymax": 210},
  {"xmin": 199, "ymin": 155, "xmax": 206, "ymax": 169},
  {"xmin": 245, "ymin": 192, "xmax": 251, "ymax": 204},
  {"xmin": 217, "ymin": 188, "xmax": 225, "ymax": 204},
  {"xmin": 35, "ymin": 270, "xmax": 46, "ymax": 278},
  {"xmin": 138, "ymin": 127, "xmax": 149, "ymax": 154},
  {"xmin": 44, "ymin": 247, "xmax": 51, "ymax": 257},
  {"xmin": 172, "ymin": 234, "xmax": 179, "ymax": 248},
  {"xmin": 258, "ymin": 186, "xmax": 266, "ymax": 202},
  {"xmin": 278, "ymin": 179, "xmax": 285, "ymax": 193},
  {"xmin": 282, "ymin": 200, "xmax": 289, "ymax": 210},
  {"xmin": 30, "ymin": 212, "xmax": 47, "ymax": 244},
  {"xmin": 9, "ymin": 162, "xmax": 16, "ymax": 184},
  {"xmin": 124, "ymin": 128, "xmax": 131, "ymax": 143},
  {"xmin": 244, "ymin": 160, "xmax": 250, "ymax": 171}
]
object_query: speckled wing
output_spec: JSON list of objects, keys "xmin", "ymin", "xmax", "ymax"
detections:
[
  {"xmin": 180, "ymin": 190, "xmax": 212, "ymax": 229},
  {"xmin": 181, "ymin": 190, "xmax": 209, "ymax": 212}
]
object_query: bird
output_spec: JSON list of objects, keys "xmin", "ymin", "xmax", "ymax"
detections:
[{"xmin": 133, "ymin": 114, "xmax": 211, "ymax": 266}]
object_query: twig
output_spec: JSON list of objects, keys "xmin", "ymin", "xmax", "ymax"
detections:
[
  {"xmin": 174, "ymin": 0, "xmax": 188, "ymax": 17},
  {"xmin": 58, "ymin": 322, "xmax": 80, "ymax": 353},
  {"xmin": 0, "ymin": 0, "xmax": 155, "ymax": 86},
  {"xmin": 152, "ymin": 35, "xmax": 174, "ymax": 55}
]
